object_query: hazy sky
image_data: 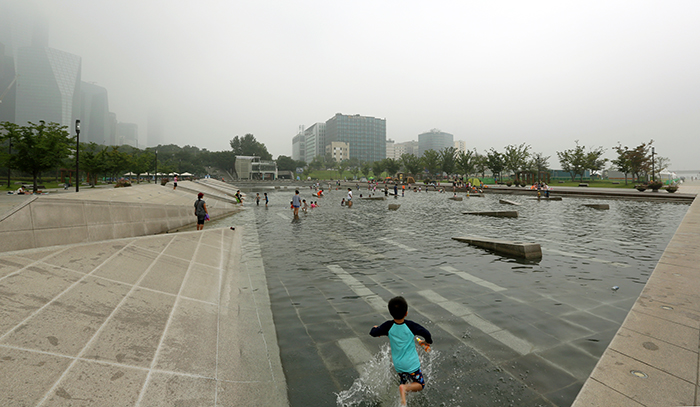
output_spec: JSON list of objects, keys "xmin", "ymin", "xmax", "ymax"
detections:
[{"xmin": 17, "ymin": 0, "xmax": 700, "ymax": 169}]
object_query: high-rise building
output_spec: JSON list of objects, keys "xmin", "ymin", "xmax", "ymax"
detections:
[
  {"xmin": 292, "ymin": 131, "xmax": 305, "ymax": 163},
  {"xmin": 116, "ymin": 122, "xmax": 138, "ymax": 148},
  {"xmin": 304, "ymin": 122, "xmax": 326, "ymax": 162},
  {"xmin": 325, "ymin": 113, "xmax": 386, "ymax": 163},
  {"xmin": 107, "ymin": 112, "xmax": 117, "ymax": 146},
  {"xmin": 0, "ymin": 42, "xmax": 17, "ymax": 123},
  {"xmin": 394, "ymin": 140, "xmax": 419, "ymax": 158},
  {"xmin": 80, "ymin": 81, "xmax": 110, "ymax": 145},
  {"xmin": 326, "ymin": 141, "xmax": 349, "ymax": 163},
  {"xmin": 454, "ymin": 140, "xmax": 467, "ymax": 153},
  {"xmin": 147, "ymin": 109, "xmax": 162, "ymax": 147},
  {"xmin": 386, "ymin": 139, "xmax": 395, "ymax": 159},
  {"xmin": 15, "ymin": 46, "xmax": 81, "ymax": 132},
  {"xmin": 418, "ymin": 129, "xmax": 453, "ymax": 156}
]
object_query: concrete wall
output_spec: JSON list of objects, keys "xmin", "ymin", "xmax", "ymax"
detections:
[{"xmin": 0, "ymin": 197, "xmax": 237, "ymax": 253}]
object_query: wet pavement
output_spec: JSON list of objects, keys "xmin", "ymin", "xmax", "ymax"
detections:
[{"xmin": 206, "ymin": 186, "xmax": 690, "ymax": 407}]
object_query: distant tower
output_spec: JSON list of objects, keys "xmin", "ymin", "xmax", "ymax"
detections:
[{"xmin": 147, "ymin": 109, "xmax": 163, "ymax": 147}]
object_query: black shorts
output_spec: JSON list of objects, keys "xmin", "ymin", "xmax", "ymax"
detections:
[
  {"xmin": 197, "ymin": 215, "xmax": 206, "ymax": 225},
  {"xmin": 398, "ymin": 369, "xmax": 425, "ymax": 388}
]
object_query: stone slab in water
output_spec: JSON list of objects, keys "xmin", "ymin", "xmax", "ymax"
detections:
[
  {"xmin": 388, "ymin": 204, "xmax": 400, "ymax": 210},
  {"xmin": 462, "ymin": 210, "xmax": 518, "ymax": 218},
  {"xmin": 452, "ymin": 236, "xmax": 542, "ymax": 259},
  {"xmin": 449, "ymin": 197, "xmax": 463, "ymax": 201},
  {"xmin": 467, "ymin": 194, "xmax": 484, "ymax": 197},
  {"xmin": 528, "ymin": 196, "xmax": 563, "ymax": 201},
  {"xmin": 499, "ymin": 199, "xmax": 520, "ymax": 206},
  {"xmin": 583, "ymin": 203, "xmax": 610, "ymax": 210},
  {"xmin": 361, "ymin": 196, "xmax": 386, "ymax": 200}
]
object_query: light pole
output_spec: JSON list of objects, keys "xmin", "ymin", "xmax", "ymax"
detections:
[
  {"xmin": 651, "ymin": 147, "xmax": 655, "ymax": 182},
  {"xmin": 154, "ymin": 150, "xmax": 158, "ymax": 184},
  {"xmin": 75, "ymin": 119, "xmax": 80, "ymax": 192},
  {"xmin": 6, "ymin": 135, "xmax": 11, "ymax": 188}
]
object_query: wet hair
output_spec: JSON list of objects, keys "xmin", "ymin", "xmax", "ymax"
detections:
[
  {"xmin": 388, "ymin": 296, "xmax": 408, "ymax": 319},
  {"xmin": 295, "ymin": 190, "xmax": 299, "ymax": 194}
]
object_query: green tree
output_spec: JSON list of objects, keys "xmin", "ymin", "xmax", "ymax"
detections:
[
  {"xmin": 486, "ymin": 149, "xmax": 505, "ymax": 182},
  {"xmin": 383, "ymin": 158, "xmax": 401, "ymax": 178},
  {"xmin": 80, "ymin": 143, "xmax": 108, "ymax": 186},
  {"xmin": 106, "ymin": 147, "xmax": 131, "ymax": 180},
  {"xmin": 612, "ymin": 143, "xmax": 633, "ymax": 184},
  {"xmin": 0, "ymin": 122, "xmax": 20, "ymax": 187},
  {"xmin": 2, "ymin": 121, "xmax": 72, "ymax": 191},
  {"xmin": 585, "ymin": 146, "xmax": 607, "ymax": 180},
  {"xmin": 529, "ymin": 152, "xmax": 550, "ymax": 182},
  {"xmin": 400, "ymin": 153, "xmax": 423, "ymax": 179},
  {"xmin": 456, "ymin": 150, "xmax": 475, "ymax": 178},
  {"xmin": 557, "ymin": 141, "xmax": 587, "ymax": 181},
  {"xmin": 422, "ymin": 149, "xmax": 440, "ymax": 177},
  {"xmin": 439, "ymin": 147, "xmax": 457, "ymax": 177},
  {"xmin": 474, "ymin": 152, "xmax": 488, "ymax": 178},
  {"xmin": 360, "ymin": 162, "xmax": 371, "ymax": 178},
  {"xmin": 336, "ymin": 161, "xmax": 346, "ymax": 179},
  {"xmin": 557, "ymin": 141, "xmax": 605, "ymax": 182},
  {"xmin": 371, "ymin": 160, "xmax": 384, "ymax": 178},
  {"xmin": 276, "ymin": 155, "xmax": 297, "ymax": 172},
  {"xmin": 230, "ymin": 134, "xmax": 272, "ymax": 160},
  {"xmin": 132, "ymin": 150, "xmax": 155, "ymax": 183},
  {"xmin": 503, "ymin": 143, "xmax": 531, "ymax": 179}
]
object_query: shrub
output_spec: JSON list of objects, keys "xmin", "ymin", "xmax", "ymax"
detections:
[{"xmin": 114, "ymin": 179, "xmax": 132, "ymax": 188}]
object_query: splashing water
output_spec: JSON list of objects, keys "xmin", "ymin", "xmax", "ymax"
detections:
[{"xmin": 336, "ymin": 342, "xmax": 441, "ymax": 407}]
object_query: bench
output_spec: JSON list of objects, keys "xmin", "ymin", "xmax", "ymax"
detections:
[
  {"xmin": 22, "ymin": 184, "xmax": 46, "ymax": 189},
  {"xmin": 578, "ymin": 183, "xmax": 589, "ymax": 187}
]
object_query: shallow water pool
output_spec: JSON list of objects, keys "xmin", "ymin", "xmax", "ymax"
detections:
[{"xmin": 208, "ymin": 187, "xmax": 689, "ymax": 407}]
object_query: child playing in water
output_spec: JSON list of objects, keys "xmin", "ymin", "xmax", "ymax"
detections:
[
  {"xmin": 370, "ymin": 296, "xmax": 433, "ymax": 406},
  {"xmin": 302, "ymin": 199, "xmax": 308, "ymax": 212}
]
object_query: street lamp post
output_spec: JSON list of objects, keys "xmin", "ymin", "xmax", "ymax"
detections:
[
  {"xmin": 652, "ymin": 147, "xmax": 655, "ymax": 182},
  {"xmin": 154, "ymin": 150, "xmax": 158, "ymax": 184},
  {"xmin": 6, "ymin": 136, "xmax": 11, "ymax": 188},
  {"xmin": 75, "ymin": 119, "xmax": 80, "ymax": 192}
]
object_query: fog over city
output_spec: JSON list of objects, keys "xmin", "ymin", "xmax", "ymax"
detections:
[{"xmin": 4, "ymin": 0, "xmax": 700, "ymax": 169}]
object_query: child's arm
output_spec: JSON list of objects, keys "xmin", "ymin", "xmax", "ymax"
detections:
[
  {"xmin": 369, "ymin": 321, "xmax": 393, "ymax": 337},
  {"xmin": 406, "ymin": 320, "xmax": 433, "ymax": 344}
]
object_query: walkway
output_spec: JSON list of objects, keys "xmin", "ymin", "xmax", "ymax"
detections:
[
  {"xmin": 573, "ymin": 180, "xmax": 700, "ymax": 406},
  {"xmin": 0, "ymin": 226, "xmax": 288, "ymax": 406}
]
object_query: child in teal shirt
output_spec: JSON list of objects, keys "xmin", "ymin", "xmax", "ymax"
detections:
[{"xmin": 370, "ymin": 296, "xmax": 433, "ymax": 406}]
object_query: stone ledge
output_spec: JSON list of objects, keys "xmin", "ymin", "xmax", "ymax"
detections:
[
  {"xmin": 462, "ymin": 210, "xmax": 518, "ymax": 218},
  {"xmin": 452, "ymin": 236, "xmax": 542, "ymax": 259}
]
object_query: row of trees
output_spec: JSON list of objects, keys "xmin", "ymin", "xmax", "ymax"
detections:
[
  {"xmin": 294, "ymin": 140, "xmax": 666, "ymax": 184},
  {"xmin": 0, "ymin": 121, "xmax": 242, "ymax": 191}
]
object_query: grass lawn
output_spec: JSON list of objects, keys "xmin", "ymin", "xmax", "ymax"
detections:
[{"xmin": 0, "ymin": 179, "xmax": 66, "ymax": 191}]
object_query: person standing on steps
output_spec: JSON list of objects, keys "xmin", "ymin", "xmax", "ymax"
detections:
[
  {"xmin": 173, "ymin": 175, "xmax": 178, "ymax": 190},
  {"xmin": 194, "ymin": 192, "xmax": 208, "ymax": 230}
]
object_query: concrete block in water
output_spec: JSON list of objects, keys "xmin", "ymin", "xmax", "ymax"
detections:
[
  {"xmin": 499, "ymin": 199, "xmax": 520, "ymax": 206},
  {"xmin": 528, "ymin": 196, "xmax": 562, "ymax": 201},
  {"xmin": 452, "ymin": 236, "xmax": 542, "ymax": 259},
  {"xmin": 584, "ymin": 203, "xmax": 610, "ymax": 210},
  {"xmin": 449, "ymin": 197, "xmax": 463, "ymax": 201},
  {"xmin": 388, "ymin": 204, "xmax": 400, "ymax": 210},
  {"xmin": 462, "ymin": 211, "xmax": 518, "ymax": 218},
  {"xmin": 467, "ymin": 194, "xmax": 484, "ymax": 197},
  {"xmin": 361, "ymin": 196, "xmax": 386, "ymax": 200}
]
